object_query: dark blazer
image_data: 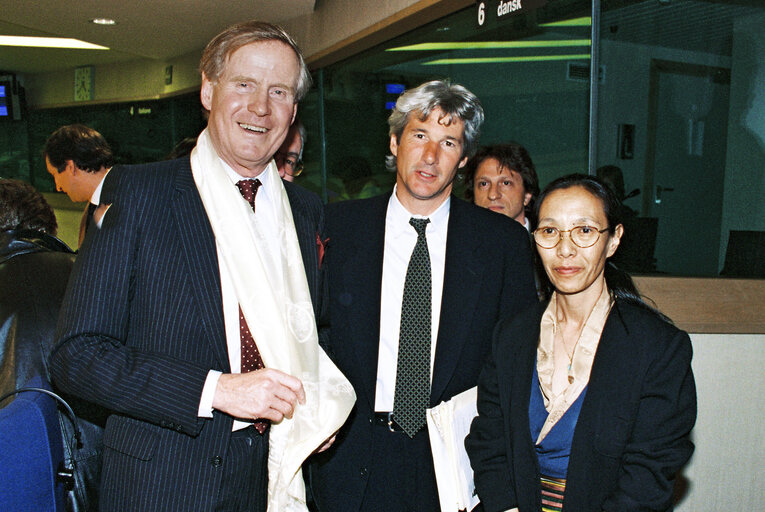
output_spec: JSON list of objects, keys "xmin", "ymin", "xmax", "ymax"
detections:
[
  {"xmin": 466, "ymin": 300, "xmax": 697, "ymax": 512},
  {"xmin": 309, "ymin": 193, "xmax": 537, "ymax": 512},
  {"xmin": 50, "ymin": 157, "xmax": 324, "ymax": 511}
]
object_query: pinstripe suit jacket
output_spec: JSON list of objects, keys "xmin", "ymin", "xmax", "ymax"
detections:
[{"xmin": 50, "ymin": 157, "xmax": 324, "ymax": 511}]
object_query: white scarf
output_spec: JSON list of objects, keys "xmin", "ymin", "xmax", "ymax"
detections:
[{"xmin": 190, "ymin": 129, "xmax": 356, "ymax": 511}]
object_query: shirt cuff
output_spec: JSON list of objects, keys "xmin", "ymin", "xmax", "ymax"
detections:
[{"xmin": 198, "ymin": 370, "xmax": 222, "ymax": 418}]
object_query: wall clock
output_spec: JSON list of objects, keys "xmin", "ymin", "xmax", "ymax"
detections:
[{"xmin": 74, "ymin": 66, "xmax": 94, "ymax": 101}]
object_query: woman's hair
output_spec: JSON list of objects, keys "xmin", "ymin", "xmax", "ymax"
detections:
[
  {"xmin": 0, "ymin": 178, "xmax": 58, "ymax": 235},
  {"xmin": 535, "ymin": 173, "xmax": 668, "ymax": 319}
]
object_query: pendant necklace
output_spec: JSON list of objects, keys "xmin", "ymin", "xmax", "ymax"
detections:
[{"xmin": 558, "ymin": 299, "xmax": 599, "ymax": 384}]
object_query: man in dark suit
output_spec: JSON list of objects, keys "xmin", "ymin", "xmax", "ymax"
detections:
[
  {"xmin": 308, "ymin": 80, "xmax": 538, "ymax": 511},
  {"xmin": 43, "ymin": 124, "xmax": 118, "ymax": 248},
  {"xmin": 50, "ymin": 21, "xmax": 353, "ymax": 512}
]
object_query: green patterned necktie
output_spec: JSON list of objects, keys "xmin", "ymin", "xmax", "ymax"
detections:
[{"xmin": 393, "ymin": 217, "xmax": 432, "ymax": 438}]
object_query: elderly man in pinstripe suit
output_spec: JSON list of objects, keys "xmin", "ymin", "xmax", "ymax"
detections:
[{"xmin": 50, "ymin": 21, "xmax": 353, "ymax": 512}]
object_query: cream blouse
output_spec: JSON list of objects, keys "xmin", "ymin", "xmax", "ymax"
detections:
[{"xmin": 535, "ymin": 286, "xmax": 613, "ymax": 444}]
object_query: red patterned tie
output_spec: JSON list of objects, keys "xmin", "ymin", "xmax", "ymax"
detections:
[{"xmin": 234, "ymin": 179, "xmax": 268, "ymax": 433}]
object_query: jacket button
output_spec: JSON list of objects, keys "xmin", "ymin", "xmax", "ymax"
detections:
[
  {"xmin": 359, "ymin": 467, "xmax": 367, "ymax": 477},
  {"xmin": 211, "ymin": 456, "xmax": 223, "ymax": 467}
]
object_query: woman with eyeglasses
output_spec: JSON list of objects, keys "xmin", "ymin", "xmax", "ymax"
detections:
[{"xmin": 466, "ymin": 174, "xmax": 696, "ymax": 512}]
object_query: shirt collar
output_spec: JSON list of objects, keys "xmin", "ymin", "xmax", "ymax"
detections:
[
  {"xmin": 89, "ymin": 167, "xmax": 113, "ymax": 205},
  {"xmin": 220, "ymin": 158, "xmax": 277, "ymax": 201},
  {"xmin": 387, "ymin": 184, "xmax": 451, "ymax": 237}
]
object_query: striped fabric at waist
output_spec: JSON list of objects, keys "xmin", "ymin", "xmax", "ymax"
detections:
[{"xmin": 540, "ymin": 475, "xmax": 566, "ymax": 512}]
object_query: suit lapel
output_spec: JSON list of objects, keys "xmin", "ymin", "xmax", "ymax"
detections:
[
  {"xmin": 572, "ymin": 306, "xmax": 629, "ymax": 440},
  {"xmin": 284, "ymin": 184, "xmax": 318, "ymax": 300},
  {"xmin": 171, "ymin": 159, "xmax": 229, "ymax": 372},
  {"xmin": 431, "ymin": 198, "xmax": 485, "ymax": 403},
  {"xmin": 344, "ymin": 195, "xmax": 388, "ymax": 410}
]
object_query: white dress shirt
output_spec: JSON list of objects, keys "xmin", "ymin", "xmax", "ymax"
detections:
[
  {"xmin": 374, "ymin": 186, "xmax": 450, "ymax": 412},
  {"xmin": 198, "ymin": 160, "xmax": 284, "ymax": 430},
  {"xmin": 89, "ymin": 167, "xmax": 112, "ymax": 228}
]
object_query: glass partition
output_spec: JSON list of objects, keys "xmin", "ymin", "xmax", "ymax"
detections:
[
  {"xmin": 296, "ymin": 0, "xmax": 765, "ymax": 279},
  {"xmin": 2, "ymin": 0, "xmax": 763, "ymax": 279},
  {"xmin": 597, "ymin": 0, "xmax": 765, "ymax": 277}
]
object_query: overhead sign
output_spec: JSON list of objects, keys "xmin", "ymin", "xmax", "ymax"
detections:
[{"xmin": 476, "ymin": 0, "xmax": 548, "ymax": 28}]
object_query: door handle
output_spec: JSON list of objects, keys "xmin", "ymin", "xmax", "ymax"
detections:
[{"xmin": 654, "ymin": 185, "xmax": 674, "ymax": 204}]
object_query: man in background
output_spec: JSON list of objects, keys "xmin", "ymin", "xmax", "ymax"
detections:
[
  {"xmin": 464, "ymin": 142, "xmax": 540, "ymax": 230},
  {"xmin": 275, "ymin": 118, "xmax": 306, "ymax": 182},
  {"xmin": 43, "ymin": 124, "xmax": 117, "ymax": 247}
]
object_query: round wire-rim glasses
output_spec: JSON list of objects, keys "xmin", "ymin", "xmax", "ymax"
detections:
[{"xmin": 533, "ymin": 225, "xmax": 610, "ymax": 249}]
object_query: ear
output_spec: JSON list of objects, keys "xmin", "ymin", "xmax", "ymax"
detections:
[
  {"xmin": 200, "ymin": 73, "xmax": 213, "ymax": 111},
  {"xmin": 291, "ymin": 103, "xmax": 298, "ymax": 125},
  {"xmin": 457, "ymin": 155, "xmax": 469, "ymax": 169},
  {"xmin": 523, "ymin": 191, "xmax": 533, "ymax": 206},
  {"xmin": 65, "ymin": 160, "xmax": 76, "ymax": 174},
  {"xmin": 389, "ymin": 134, "xmax": 399, "ymax": 157},
  {"xmin": 606, "ymin": 224, "xmax": 623, "ymax": 259}
]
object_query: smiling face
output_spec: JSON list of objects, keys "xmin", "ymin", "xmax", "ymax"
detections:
[
  {"xmin": 201, "ymin": 40, "xmax": 299, "ymax": 177},
  {"xmin": 473, "ymin": 158, "xmax": 532, "ymax": 224},
  {"xmin": 536, "ymin": 186, "xmax": 622, "ymax": 302},
  {"xmin": 391, "ymin": 108, "xmax": 468, "ymax": 215}
]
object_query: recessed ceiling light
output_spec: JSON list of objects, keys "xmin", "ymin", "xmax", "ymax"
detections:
[
  {"xmin": 90, "ymin": 18, "xmax": 116, "ymax": 25},
  {"xmin": 0, "ymin": 35, "xmax": 109, "ymax": 50}
]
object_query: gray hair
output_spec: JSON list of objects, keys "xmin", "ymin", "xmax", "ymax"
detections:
[
  {"xmin": 200, "ymin": 20, "xmax": 312, "ymax": 101},
  {"xmin": 386, "ymin": 80, "xmax": 484, "ymax": 171}
]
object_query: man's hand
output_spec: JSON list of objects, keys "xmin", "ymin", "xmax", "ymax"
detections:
[
  {"xmin": 314, "ymin": 433, "xmax": 337, "ymax": 454},
  {"xmin": 212, "ymin": 369, "xmax": 305, "ymax": 422}
]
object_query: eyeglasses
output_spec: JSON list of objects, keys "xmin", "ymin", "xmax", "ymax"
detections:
[
  {"xmin": 275, "ymin": 152, "xmax": 304, "ymax": 177},
  {"xmin": 533, "ymin": 225, "xmax": 610, "ymax": 249}
]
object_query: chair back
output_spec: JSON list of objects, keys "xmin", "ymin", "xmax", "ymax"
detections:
[{"xmin": 0, "ymin": 375, "xmax": 66, "ymax": 511}]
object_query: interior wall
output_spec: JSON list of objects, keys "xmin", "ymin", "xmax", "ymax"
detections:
[
  {"xmin": 24, "ymin": 50, "xmax": 201, "ymax": 108},
  {"xmin": 282, "ymin": 0, "xmax": 425, "ymax": 59},
  {"xmin": 596, "ymin": 39, "xmax": 730, "ymax": 216},
  {"xmin": 676, "ymin": 333, "xmax": 765, "ymax": 511},
  {"xmin": 22, "ymin": 0, "xmax": 427, "ymax": 108}
]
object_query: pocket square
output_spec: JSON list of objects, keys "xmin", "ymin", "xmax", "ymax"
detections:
[{"xmin": 316, "ymin": 233, "xmax": 329, "ymax": 268}]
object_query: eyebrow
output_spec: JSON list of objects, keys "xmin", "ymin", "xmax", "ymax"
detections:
[
  {"xmin": 228, "ymin": 75, "xmax": 295, "ymax": 94},
  {"xmin": 537, "ymin": 216, "xmax": 598, "ymax": 225}
]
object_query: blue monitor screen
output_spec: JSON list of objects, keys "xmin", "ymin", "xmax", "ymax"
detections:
[
  {"xmin": 385, "ymin": 83, "xmax": 405, "ymax": 94},
  {"xmin": 0, "ymin": 83, "xmax": 10, "ymax": 117}
]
